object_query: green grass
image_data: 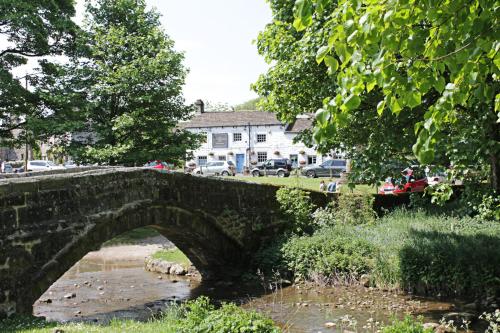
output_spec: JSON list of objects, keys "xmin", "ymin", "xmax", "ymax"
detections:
[
  {"xmin": 152, "ymin": 248, "xmax": 191, "ymax": 267},
  {"xmin": 232, "ymin": 175, "xmax": 376, "ymax": 195},
  {"xmin": 0, "ymin": 298, "xmax": 280, "ymax": 333},
  {"xmin": 265, "ymin": 208, "xmax": 500, "ymax": 297},
  {"xmin": 102, "ymin": 227, "xmax": 160, "ymax": 247}
]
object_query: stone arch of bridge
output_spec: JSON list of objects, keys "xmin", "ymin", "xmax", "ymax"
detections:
[{"xmin": 17, "ymin": 202, "xmax": 245, "ymax": 316}]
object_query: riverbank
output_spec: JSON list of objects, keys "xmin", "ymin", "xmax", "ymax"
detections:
[{"xmin": 254, "ymin": 188, "xmax": 500, "ymax": 311}]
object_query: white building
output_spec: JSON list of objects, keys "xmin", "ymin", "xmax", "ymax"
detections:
[{"xmin": 183, "ymin": 100, "xmax": 334, "ymax": 173}]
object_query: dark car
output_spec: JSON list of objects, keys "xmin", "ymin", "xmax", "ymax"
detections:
[
  {"xmin": 251, "ymin": 159, "xmax": 292, "ymax": 177},
  {"xmin": 301, "ymin": 159, "xmax": 347, "ymax": 178}
]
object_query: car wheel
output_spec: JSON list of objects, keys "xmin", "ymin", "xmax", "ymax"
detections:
[
  {"xmin": 221, "ymin": 171, "xmax": 229, "ymax": 176},
  {"xmin": 277, "ymin": 170, "xmax": 285, "ymax": 178},
  {"xmin": 252, "ymin": 170, "xmax": 260, "ymax": 177},
  {"xmin": 306, "ymin": 170, "xmax": 316, "ymax": 178}
]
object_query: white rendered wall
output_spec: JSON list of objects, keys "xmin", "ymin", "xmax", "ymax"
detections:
[{"xmin": 185, "ymin": 124, "xmax": 324, "ymax": 168}]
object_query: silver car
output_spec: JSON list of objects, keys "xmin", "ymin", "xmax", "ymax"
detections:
[{"xmin": 194, "ymin": 161, "xmax": 235, "ymax": 176}]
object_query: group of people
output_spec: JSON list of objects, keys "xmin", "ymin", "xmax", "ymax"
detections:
[{"xmin": 319, "ymin": 179, "xmax": 341, "ymax": 193}]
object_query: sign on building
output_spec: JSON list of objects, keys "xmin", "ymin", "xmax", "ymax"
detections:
[{"xmin": 212, "ymin": 133, "xmax": 228, "ymax": 148}]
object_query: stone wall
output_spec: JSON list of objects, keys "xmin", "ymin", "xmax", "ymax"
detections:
[
  {"xmin": 0, "ymin": 168, "xmax": 330, "ymax": 318},
  {"xmin": 0, "ymin": 168, "xmax": 410, "ymax": 318}
]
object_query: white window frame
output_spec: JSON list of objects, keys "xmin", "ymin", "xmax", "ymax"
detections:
[
  {"xmin": 198, "ymin": 156, "xmax": 207, "ymax": 166},
  {"xmin": 307, "ymin": 155, "xmax": 317, "ymax": 165},
  {"xmin": 257, "ymin": 152, "xmax": 267, "ymax": 163},
  {"xmin": 218, "ymin": 155, "xmax": 226, "ymax": 161},
  {"xmin": 256, "ymin": 133, "xmax": 267, "ymax": 143},
  {"xmin": 233, "ymin": 133, "xmax": 242, "ymax": 142}
]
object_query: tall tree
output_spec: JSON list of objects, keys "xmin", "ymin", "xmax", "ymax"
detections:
[
  {"xmin": 255, "ymin": 0, "xmax": 432, "ymax": 184},
  {"xmin": 294, "ymin": 0, "xmax": 499, "ymax": 191},
  {"xmin": 0, "ymin": 0, "xmax": 77, "ymax": 145},
  {"xmin": 54, "ymin": 0, "xmax": 199, "ymax": 165}
]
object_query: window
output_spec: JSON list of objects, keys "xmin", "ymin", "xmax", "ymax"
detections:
[
  {"xmin": 218, "ymin": 155, "xmax": 226, "ymax": 161},
  {"xmin": 321, "ymin": 160, "xmax": 333, "ymax": 167},
  {"xmin": 307, "ymin": 155, "xmax": 317, "ymax": 165},
  {"xmin": 233, "ymin": 133, "xmax": 242, "ymax": 142},
  {"xmin": 256, "ymin": 134, "xmax": 266, "ymax": 143},
  {"xmin": 257, "ymin": 152, "xmax": 267, "ymax": 163},
  {"xmin": 289, "ymin": 154, "xmax": 298, "ymax": 168},
  {"xmin": 332, "ymin": 160, "xmax": 347, "ymax": 167},
  {"xmin": 215, "ymin": 162, "xmax": 224, "ymax": 166},
  {"xmin": 198, "ymin": 156, "xmax": 207, "ymax": 166}
]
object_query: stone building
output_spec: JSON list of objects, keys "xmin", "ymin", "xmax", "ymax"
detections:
[{"xmin": 183, "ymin": 100, "xmax": 338, "ymax": 173}]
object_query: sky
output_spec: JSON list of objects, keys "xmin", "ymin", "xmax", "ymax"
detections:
[
  {"xmin": 73, "ymin": 0, "xmax": 273, "ymax": 106},
  {"xmin": 148, "ymin": 1, "xmax": 272, "ymax": 106},
  {"xmin": 5, "ymin": 0, "xmax": 272, "ymax": 106}
]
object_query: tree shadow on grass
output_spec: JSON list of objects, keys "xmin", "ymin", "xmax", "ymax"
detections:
[{"xmin": 398, "ymin": 228, "xmax": 500, "ymax": 299}]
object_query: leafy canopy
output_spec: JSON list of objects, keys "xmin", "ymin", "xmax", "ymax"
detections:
[
  {"xmin": 46, "ymin": 0, "xmax": 200, "ymax": 165},
  {"xmin": 294, "ymin": 0, "xmax": 499, "ymax": 168},
  {"xmin": 0, "ymin": 0, "xmax": 77, "ymax": 145}
]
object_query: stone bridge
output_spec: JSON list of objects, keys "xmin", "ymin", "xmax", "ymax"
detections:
[{"xmin": 0, "ymin": 168, "xmax": 333, "ymax": 317}]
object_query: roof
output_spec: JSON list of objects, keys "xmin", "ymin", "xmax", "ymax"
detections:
[
  {"xmin": 181, "ymin": 111, "xmax": 313, "ymax": 132},
  {"xmin": 182, "ymin": 111, "xmax": 283, "ymax": 128},
  {"xmin": 285, "ymin": 118, "xmax": 313, "ymax": 133}
]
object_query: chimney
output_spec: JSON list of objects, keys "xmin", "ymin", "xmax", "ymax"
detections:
[{"xmin": 194, "ymin": 99, "xmax": 204, "ymax": 114}]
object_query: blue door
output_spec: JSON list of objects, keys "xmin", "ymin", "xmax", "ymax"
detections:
[{"xmin": 236, "ymin": 154, "xmax": 245, "ymax": 173}]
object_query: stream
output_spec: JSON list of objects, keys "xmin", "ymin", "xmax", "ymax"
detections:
[{"xmin": 33, "ymin": 236, "xmax": 475, "ymax": 332}]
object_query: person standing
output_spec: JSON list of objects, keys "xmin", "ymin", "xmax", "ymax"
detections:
[{"xmin": 319, "ymin": 180, "xmax": 326, "ymax": 192}]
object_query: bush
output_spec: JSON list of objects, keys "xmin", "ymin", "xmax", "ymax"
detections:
[
  {"xmin": 281, "ymin": 227, "xmax": 374, "ymax": 281},
  {"xmin": 276, "ymin": 187, "xmax": 316, "ymax": 235},
  {"xmin": 176, "ymin": 297, "xmax": 280, "ymax": 333},
  {"xmin": 312, "ymin": 194, "xmax": 376, "ymax": 228},
  {"xmin": 382, "ymin": 316, "xmax": 433, "ymax": 333}
]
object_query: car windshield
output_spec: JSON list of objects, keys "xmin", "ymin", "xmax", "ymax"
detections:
[{"xmin": 227, "ymin": 161, "xmax": 234, "ymax": 165}]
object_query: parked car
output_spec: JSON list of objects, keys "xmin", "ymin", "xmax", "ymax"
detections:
[
  {"xmin": 251, "ymin": 159, "xmax": 292, "ymax": 177},
  {"xmin": 63, "ymin": 160, "xmax": 78, "ymax": 168},
  {"xmin": 193, "ymin": 161, "xmax": 235, "ymax": 176},
  {"xmin": 379, "ymin": 167, "xmax": 428, "ymax": 195},
  {"xmin": 27, "ymin": 160, "xmax": 65, "ymax": 172},
  {"xmin": 301, "ymin": 159, "xmax": 347, "ymax": 178},
  {"xmin": 2, "ymin": 163, "xmax": 13, "ymax": 173},
  {"xmin": 144, "ymin": 160, "xmax": 171, "ymax": 171}
]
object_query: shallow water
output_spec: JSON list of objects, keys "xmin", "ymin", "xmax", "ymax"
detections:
[{"xmin": 34, "ymin": 244, "xmax": 476, "ymax": 332}]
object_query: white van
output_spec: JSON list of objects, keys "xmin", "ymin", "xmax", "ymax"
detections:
[{"xmin": 27, "ymin": 160, "xmax": 65, "ymax": 172}]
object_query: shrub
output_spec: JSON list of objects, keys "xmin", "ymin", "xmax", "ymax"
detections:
[
  {"xmin": 334, "ymin": 194, "xmax": 376, "ymax": 225},
  {"xmin": 276, "ymin": 187, "xmax": 316, "ymax": 235},
  {"xmin": 382, "ymin": 316, "xmax": 433, "ymax": 333},
  {"xmin": 312, "ymin": 194, "xmax": 376, "ymax": 228},
  {"xmin": 281, "ymin": 227, "xmax": 374, "ymax": 281},
  {"xmin": 176, "ymin": 297, "xmax": 280, "ymax": 333}
]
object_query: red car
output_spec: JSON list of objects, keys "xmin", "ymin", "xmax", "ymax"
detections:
[
  {"xmin": 144, "ymin": 160, "xmax": 171, "ymax": 172},
  {"xmin": 379, "ymin": 171, "xmax": 428, "ymax": 195}
]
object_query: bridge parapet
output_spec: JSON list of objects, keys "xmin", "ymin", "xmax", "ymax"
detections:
[{"xmin": 1, "ymin": 168, "xmax": 319, "ymax": 318}]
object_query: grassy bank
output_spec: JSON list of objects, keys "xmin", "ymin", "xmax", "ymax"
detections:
[
  {"xmin": 257, "ymin": 188, "xmax": 500, "ymax": 299},
  {"xmin": 152, "ymin": 248, "xmax": 191, "ymax": 267},
  {"xmin": 0, "ymin": 297, "xmax": 279, "ymax": 333},
  {"xmin": 232, "ymin": 175, "xmax": 375, "ymax": 194}
]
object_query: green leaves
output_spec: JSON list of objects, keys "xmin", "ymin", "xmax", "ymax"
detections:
[
  {"xmin": 343, "ymin": 94, "xmax": 361, "ymax": 111},
  {"xmin": 293, "ymin": 0, "xmax": 313, "ymax": 31},
  {"xmin": 316, "ymin": 45, "xmax": 330, "ymax": 64},
  {"xmin": 324, "ymin": 56, "xmax": 339, "ymax": 72}
]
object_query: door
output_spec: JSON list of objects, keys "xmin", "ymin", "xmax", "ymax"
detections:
[{"xmin": 236, "ymin": 154, "xmax": 245, "ymax": 173}]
